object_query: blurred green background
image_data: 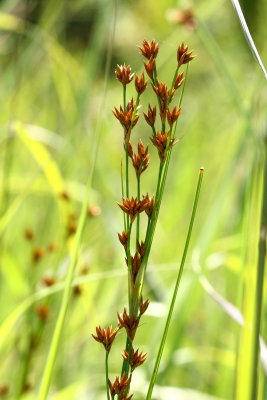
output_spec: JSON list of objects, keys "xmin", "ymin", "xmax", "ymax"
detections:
[{"xmin": 0, "ymin": 0, "xmax": 266, "ymax": 399}]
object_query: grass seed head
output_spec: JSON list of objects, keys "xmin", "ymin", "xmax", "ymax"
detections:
[
  {"xmin": 92, "ymin": 325, "xmax": 119, "ymax": 353},
  {"xmin": 115, "ymin": 64, "xmax": 135, "ymax": 85}
]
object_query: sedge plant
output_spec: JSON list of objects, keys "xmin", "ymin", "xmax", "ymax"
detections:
[{"xmin": 92, "ymin": 39, "xmax": 204, "ymax": 399}]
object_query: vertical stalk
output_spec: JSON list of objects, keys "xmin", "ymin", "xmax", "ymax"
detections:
[
  {"xmin": 146, "ymin": 168, "xmax": 204, "ymax": 400},
  {"xmin": 136, "ymin": 176, "xmax": 140, "ymax": 246},
  {"xmin": 251, "ymin": 139, "xmax": 267, "ymax": 399},
  {"xmin": 105, "ymin": 352, "xmax": 110, "ymax": 400}
]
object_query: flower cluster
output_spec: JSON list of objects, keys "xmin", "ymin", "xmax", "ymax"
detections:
[{"xmin": 92, "ymin": 39, "xmax": 194, "ymax": 399}]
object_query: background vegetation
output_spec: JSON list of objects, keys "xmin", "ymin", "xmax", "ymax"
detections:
[{"xmin": 0, "ymin": 0, "xmax": 266, "ymax": 399}]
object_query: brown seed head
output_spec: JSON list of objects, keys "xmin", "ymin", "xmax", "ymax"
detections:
[
  {"xmin": 137, "ymin": 240, "xmax": 146, "ymax": 257},
  {"xmin": 130, "ymin": 140, "xmax": 150, "ymax": 178},
  {"xmin": 42, "ymin": 276, "xmax": 56, "ymax": 287},
  {"xmin": 115, "ymin": 64, "xmax": 135, "ymax": 85},
  {"xmin": 59, "ymin": 191, "xmax": 70, "ymax": 201},
  {"xmin": 92, "ymin": 325, "xmax": 119, "ymax": 352},
  {"xmin": 36, "ymin": 305, "xmax": 49, "ymax": 322},
  {"xmin": 0, "ymin": 385, "xmax": 9, "ymax": 396},
  {"xmin": 142, "ymin": 194, "xmax": 154, "ymax": 218},
  {"xmin": 118, "ymin": 231, "xmax": 129, "ymax": 249},
  {"xmin": 150, "ymin": 131, "xmax": 176, "ymax": 164},
  {"xmin": 138, "ymin": 40, "xmax": 159, "ymax": 59},
  {"xmin": 24, "ymin": 229, "xmax": 34, "ymax": 241},
  {"xmin": 140, "ymin": 297, "xmax": 150, "ymax": 315},
  {"xmin": 113, "ymin": 99, "xmax": 139, "ymax": 144},
  {"xmin": 108, "ymin": 372, "xmax": 131, "ymax": 396},
  {"xmin": 117, "ymin": 308, "xmax": 140, "ymax": 341},
  {"xmin": 117, "ymin": 197, "xmax": 149, "ymax": 223},
  {"xmin": 168, "ymin": 8, "xmax": 197, "ymax": 30},
  {"xmin": 32, "ymin": 247, "xmax": 45, "ymax": 264},
  {"xmin": 122, "ymin": 348, "xmax": 147, "ymax": 371},
  {"xmin": 177, "ymin": 43, "xmax": 195, "ymax": 66},
  {"xmin": 144, "ymin": 58, "xmax": 155, "ymax": 79},
  {"xmin": 152, "ymin": 81, "xmax": 171, "ymax": 120},
  {"xmin": 167, "ymin": 106, "xmax": 182, "ymax": 126},
  {"xmin": 143, "ymin": 105, "xmax": 156, "ymax": 127},
  {"xmin": 135, "ymin": 72, "xmax": 148, "ymax": 94},
  {"xmin": 131, "ymin": 252, "xmax": 142, "ymax": 283},
  {"xmin": 174, "ymin": 72, "xmax": 184, "ymax": 90}
]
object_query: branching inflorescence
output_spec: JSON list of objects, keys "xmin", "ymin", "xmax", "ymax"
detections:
[{"xmin": 92, "ymin": 39, "xmax": 195, "ymax": 399}]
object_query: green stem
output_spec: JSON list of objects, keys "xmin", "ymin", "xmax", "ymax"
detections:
[
  {"xmin": 136, "ymin": 176, "xmax": 140, "ymax": 246},
  {"xmin": 146, "ymin": 168, "xmax": 204, "ymax": 400},
  {"xmin": 250, "ymin": 139, "xmax": 267, "ymax": 399},
  {"xmin": 121, "ymin": 159, "xmax": 126, "ymax": 231},
  {"xmin": 105, "ymin": 352, "xmax": 110, "ymax": 400}
]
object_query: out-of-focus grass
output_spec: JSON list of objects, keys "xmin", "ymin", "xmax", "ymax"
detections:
[{"xmin": 0, "ymin": 0, "xmax": 266, "ymax": 398}]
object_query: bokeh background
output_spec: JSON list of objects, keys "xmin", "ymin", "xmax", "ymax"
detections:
[{"xmin": 0, "ymin": 0, "xmax": 266, "ymax": 399}]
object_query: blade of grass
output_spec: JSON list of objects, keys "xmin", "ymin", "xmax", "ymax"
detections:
[
  {"xmin": 37, "ymin": 1, "xmax": 118, "ymax": 398},
  {"xmin": 146, "ymin": 168, "xmax": 204, "ymax": 400}
]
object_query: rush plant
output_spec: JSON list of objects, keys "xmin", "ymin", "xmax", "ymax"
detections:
[{"xmin": 92, "ymin": 39, "xmax": 203, "ymax": 399}]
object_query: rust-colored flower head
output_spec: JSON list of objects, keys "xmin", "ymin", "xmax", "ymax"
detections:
[
  {"xmin": 144, "ymin": 57, "xmax": 155, "ymax": 79},
  {"xmin": 109, "ymin": 372, "xmax": 131, "ymax": 396},
  {"xmin": 138, "ymin": 39, "xmax": 159, "ymax": 60},
  {"xmin": 32, "ymin": 247, "xmax": 45, "ymax": 264},
  {"xmin": 177, "ymin": 43, "xmax": 195, "ymax": 66},
  {"xmin": 150, "ymin": 131, "xmax": 176, "ymax": 164},
  {"xmin": 117, "ymin": 197, "xmax": 149, "ymax": 223},
  {"xmin": 42, "ymin": 276, "xmax": 56, "ymax": 287},
  {"xmin": 142, "ymin": 194, "xmax": 154, "ymax": 218},
  {"xmin": 113, "ymin": 99, "xmax": 139, "ymax": 144},
  {"xmin": 122, "ymin": 348, "xmax": 147, "ymax": 371},
  {"xmin": 92, "ymin": 325, "xmax": 119, "ymax": 352},
  {"xmin": 135, "ymin": 72, "xmax": 148, "ymax": 94},
  {"xmin": 115, "ymin": 64, "xmax": 135, "ymax": 85},
  {"xmin": 36, "ymin": 305, "xmax": 49, "ymax": 322},
  {"xmin": 168, "ymin": 8, "xmax": 197, "ymax": 30},
  {"xmin": 174, "ymin": 72, "xmax": 184, "ymax": 90},
  {"xmin": 140, "ymin": 297, "xmax": 150, "ymax": 315},
  {"xmin": 143, "ymin": 105, "xmax": 156, "ymax": 127},
  {"xmin": 118, "ymin": 231, "xmax": 128, "ymax": 249},
  {"xmin": 137, "ymin": 240, "xmax": 146, "ymax": 257},
  {"xmin": 131, "ymin": 252, "xmax": 142, "ymax": 283},
  {"xmin": 130, "ymin": 140, "xmax": 150, "ymax": 178},
  {"xmin": 24, "ymin": 229, "xmax": 34, "ymax": 241},
  {"xmin": 167, "ymin": 106, "xmax": 182, "ymax": 126},
  {"xmin": 117, "ymin": 308, "xmax": 140, "ymax": 341},
  {"xmin": 152, "ymin": 81, "xmax": 172, "ymax": 120}
]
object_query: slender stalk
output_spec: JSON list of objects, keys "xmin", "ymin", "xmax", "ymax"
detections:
[
  {"xmin": 121, "ymin": 159, "xmax": 126, "ymax": 231},
  {"xmin": 38, "ymin": 1, "xmax": 118, "ymax": 397},
  {"xmin": 146, "ymin": 168, "xmax": 204, "ymax": 400},
  {"xmin": 250, "ymin": 140, "xmax": 267, "ymax": 399},
  {"xmin": 136, "ymin": 176, "xmax": 140, "ymax": 246},
  {"xmin": 105, "ymin": 352, "xmax": 110, "ymax": 400}
]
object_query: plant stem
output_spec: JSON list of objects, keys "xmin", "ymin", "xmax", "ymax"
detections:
[
  {"xmin": 121, "ymin": 159, "xmax": 126, "ymax": 231},
  {"xmin": 146, "ymin": 168, "xmax": 204, "ymax": 400},
  {"xmin": 105, "ymin": 352, "xmax": 110, "ymax": 400},
  {"xmin": 250, "ymin": 139, "xmax": 267, "ymax": 399},
  {"xmin": 136, "ymin": 176, "xmax": 140, "ymax": 246}
]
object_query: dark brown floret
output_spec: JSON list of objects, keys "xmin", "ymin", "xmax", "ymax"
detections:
[
  {"xmin": 174, "ymin": 72, "xmax": 184, "ymax": 90},
  {"xmin": 118, "ymin": 231, "xmax": 129, "ymax": 249},
  {"xmin": 109, "ymin": 372, "xmax": 131, "ymax": 396},
  {"xmin": 32, "ymin": 247, "xmax": 45, "ymax": 264},
  {"xmin": 122, "ymin": 348, "xmax": 147, "ymax": 371},
  {"xmin": 42, "ymin": 276, "xmax": 56, "ymax": 287},
  {"xmin": 152, "ymin": 81, "xmax": 173, "ymax": 120},
  {"xmin": 130, "ymin": 140, "xmax": 150, "ymax": 177},
  {"xmin": 130, "ymin": 252, "xmax": 142, "ymax": 283},
  {"xmin": 117, "ymin": 308, "xmax": 140, "ymax": 341},
  {"xmin": 92, "ymin": 325, "xmax": 119, "ymax": 352},
  {"xmin": 115, "ymin": 64, "xmax": 135, "ymax": 85},
  {"xmin": 177, "ymin": 43, "xmax": 195, "ymax": 66},
  {"xmin": 167, "ymin": 106, "xmax": 182, "ymax": 126},
  {"xmin": 117, "ymin": 197, "xmax": 149, "ymax": 223},
  {"xmin": 150, "ymin": 131, "xmax": 176, "ymax": 164},
  {"xmin": 144, "ymin": 58, "xmax": 155, "ymax": 79},
  {"xmin": 113, "ymin": 99, "xmax": 139, "ymax": 144},
  {"xmin": 36, "ymin": 305, "xmax": 49, "ymax": 322},
  {"xmin": 138, "ymin": 40, "xmax": 159, "ymax": 59},
  {"xmin": 137, "ymin": 241, "xmax": 146, "ymax": 257},
  {"xmin": 135, "ymin": 72, "xmax": 148, "ymax": 94},
  {"xmin": 143, "ymin": 105, "xmax": 156, "ymax": 127},
  {"xmin": 140, "ymin": 297, "xmax": 150, "ymax": 315},
  {"xmin": 24, "ymin": 229, "xmax": 34, "ymax": 241},
  {"xmin": 143, "ymin": 194, "xmax": 154, "ymax": 218}
]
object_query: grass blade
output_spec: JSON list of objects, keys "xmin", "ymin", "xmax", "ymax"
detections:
[{"xmin": 146, "ymin": 168, "xmax": 204, "ymax": 400}]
